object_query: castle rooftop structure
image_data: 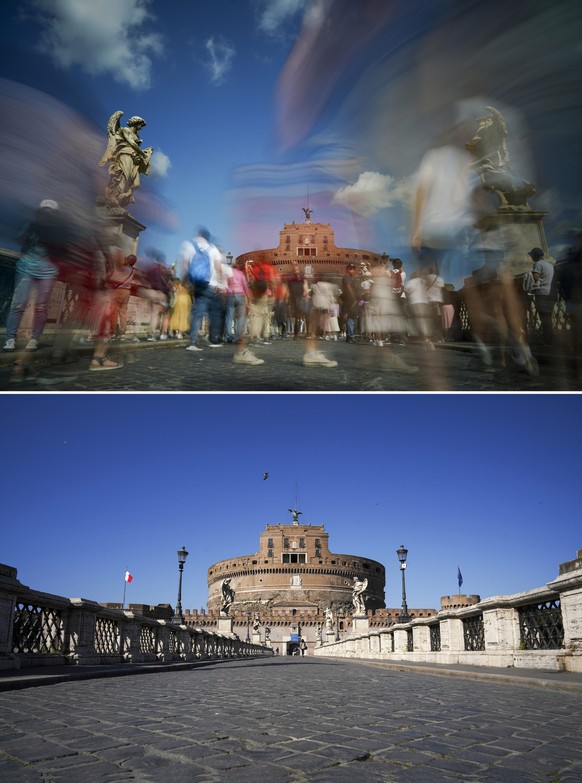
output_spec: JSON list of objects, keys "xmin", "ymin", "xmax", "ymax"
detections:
[{"xmin": 235, "ymin": 209, "xmax": 384, "ymax": 279}]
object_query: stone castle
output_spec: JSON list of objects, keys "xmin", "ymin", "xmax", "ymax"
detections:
[{"xmin": 182, "ymin": 511, "xmax": 439, "ymax": 655}]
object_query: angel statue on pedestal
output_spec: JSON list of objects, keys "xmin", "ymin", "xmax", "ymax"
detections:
[{"xmin": 98, "ymin": 111, "xmax": 153, "ymax": 208}]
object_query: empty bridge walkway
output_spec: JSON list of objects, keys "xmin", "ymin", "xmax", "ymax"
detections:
[{"xmin": 1, "ymin": 657, "xmax": 581, "ymax": 783}]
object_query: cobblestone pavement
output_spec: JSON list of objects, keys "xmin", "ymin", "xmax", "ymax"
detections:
[
  {"xmin": 1, "ymin": 338, "xmax": 580, "ymax": 392},
  {"xmin": 1, "ymin": 658, "xmax": 581, "ymax": 782}
]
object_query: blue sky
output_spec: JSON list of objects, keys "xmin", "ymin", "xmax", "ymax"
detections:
[
  {"xmin": 1, "ymin": 394, "xmax": 580, "ymax": 614},
  {"xmin": 1, "ymin": 0, "xmax": 581, "ymax": 287}
]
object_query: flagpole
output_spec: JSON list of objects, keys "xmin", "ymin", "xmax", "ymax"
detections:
[{"xmin": 123, "ymin": 572, "xmax": 127, "ymax": 610}]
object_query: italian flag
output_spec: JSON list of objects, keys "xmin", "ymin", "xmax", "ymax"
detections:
[{"xmin": 125, "ymin": 571, "xmax": 133, "ymax": 583}]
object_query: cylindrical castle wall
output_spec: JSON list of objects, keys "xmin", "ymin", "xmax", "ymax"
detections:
[{"xmin": 208, "ymin": 555, "xmax": 385, "ymax": 613}]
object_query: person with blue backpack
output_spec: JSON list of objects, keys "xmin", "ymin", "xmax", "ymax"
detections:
[{"xmin": 180, "ymin": 227, "xmax": 224, "ymax": 350}]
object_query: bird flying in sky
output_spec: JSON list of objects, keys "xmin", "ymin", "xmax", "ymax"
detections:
[{"xmin": 263, "ymin": 472, "xmax": 269, "ymax": 480}]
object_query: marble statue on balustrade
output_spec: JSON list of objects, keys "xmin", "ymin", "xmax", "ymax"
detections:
[
  {"xmin": 465, "ymin": 106, "xmax": 535, "ymax": 211},
  {"xmin": 352, "ymin": 576, "xmax": 368, "ymax": 615},
  {"xmin": 220, "ymin": 578, "xmax": 235, "ymax": 616},
  {"xmin": 253, "ymin": 611, "xmax": 261, "ymax": 632},
  {"xmin": 98, "ymin": 111, "xmax": 153, "ymax": 209},
  {"xmin": 324, "ymin": 607, "xmax": 334, "ymax": 634},
  {"xmin": 316, "ymin": 623, "xmax": 323, "ymax": 645}
]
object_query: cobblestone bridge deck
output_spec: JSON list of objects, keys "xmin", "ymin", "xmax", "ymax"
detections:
[{"xmin": 1, "ymin": 657, "xmax": 581, "ymax": 783}]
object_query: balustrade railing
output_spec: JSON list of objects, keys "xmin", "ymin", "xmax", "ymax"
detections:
[
  {"xmin": 518, "ymin": 598, "xmax": 564, "ymax": 650},
  {"xmin": 429, "ymin": 623, "xmax": 441, "ymax": 652},
  {"xmin": 0, "ymin": 565, "xmax": 272, "ymax": 670},
  {"xmin": 463, "ymin": 614, "xmax": 485, "ymax": 652},
  {"xmin": 313, "ymin": 548, "xmax": 582, "ymax": 673}
]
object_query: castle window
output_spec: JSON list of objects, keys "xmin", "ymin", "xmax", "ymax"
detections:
[
  {"xmin": 282, "ymin": 553, "xmax": 306, "ymax": 564},
  {"xmin": 315, "ymin": 539, "xmax": 321, "ymax": 548},
  {"xmin": 363, "ymin": 563, "xmax": 370, "ymax": 569},
  {"xmin": 297, "ymin": 248, "xmax": 304, "ymax": 256},
  {"xmin": 268, "ymin": 538, "xmax": 274, "ymax": 548},
  {"xmin": 284, "ymin": 538, "xmax": 289, "ymax": 548},
  {"xmin": 299, "ymin": 538, "xmax": 305, "ymax": 548},
  {"xmin": 268, "ymin": 549, "xmax": 273, "ymax": 557},
  {"xmin": 315, "ymin": 550, "xmax": 321, "ymax": 557}
]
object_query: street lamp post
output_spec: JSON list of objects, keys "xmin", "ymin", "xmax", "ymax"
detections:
[
  {"xmin": 246, "ymin": 610, "xmax": 251, "ymax": 642},
  {"xmin": 173, "ymin": 546, "xmax": 189, "ymax": 624},
  {"xmin": 396, "ymin": 544, "xmax": 410, "ymax": 623}
]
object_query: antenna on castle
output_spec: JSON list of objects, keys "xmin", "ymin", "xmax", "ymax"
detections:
[{"xmin": 288, "ymin": 481, "xmax": 301, "ymax": 525}]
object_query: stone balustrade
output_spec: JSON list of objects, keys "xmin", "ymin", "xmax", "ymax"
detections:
[
  {"xmin": 314, "ymin": 549, "xmax": 582, "ymax": 673},
  {"xmin": 0, "ymin": 564, "xmax": 272, "ymax": 671}
]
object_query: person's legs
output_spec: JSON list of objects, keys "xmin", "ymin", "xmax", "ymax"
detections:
[
  {"xmin": 109, "ymin": 289, "xmax": 121, "ymax": 337},
  {"xmin": 5, "ymin": 272, "xmax": 34, "ymax": 341},
  {"xmin": 207, "ymin": 289, "xmax": 223, "ymax": 344},
  {"xmin": 117, "ymin": 289, "xmax": 131, "ymax": 336},
  {"xmin": 189, "ymin": 287, "xmax": 210, "ymax": 344},
  {"xmin": 233, "ymin": 294, "xmax": 247, "ymax": 342},
  {"xmin": 223, "ymin": 294, "xmax": 235, "ymax": 342},
  {"xmin": 304, "ymin": 302, "xmax": 337, "ymax": 367},
  {"xmin": 29, "ymin": 277, "xmax": 55, "ymax": 341}
]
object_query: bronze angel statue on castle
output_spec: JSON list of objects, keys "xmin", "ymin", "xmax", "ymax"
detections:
[{"xmin": 98, "ymin": 111, "xmax": 153, "ymax": 208}]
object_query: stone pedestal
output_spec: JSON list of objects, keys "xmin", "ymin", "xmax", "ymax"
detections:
[
  {"xmin": 252, "ymin": 631, "xmax": 262, "ymax": 645},
  {"xmin": 351, "ymin": 616, "xmax": 369, "ymax": 635},
  {"xmin": 218, "ymin": 616, "xmax": 234, "ymax": 636},
  {"xmin": 0, "ymin": 564, "xmax": 22, "ymax": 670},
  {"xmin": 498, "ymin": 209, "xmax": 550, "ymax": 276},
  {"xmin": 97, "ymin": 206, "xmax": 146, "ymax": 256}
]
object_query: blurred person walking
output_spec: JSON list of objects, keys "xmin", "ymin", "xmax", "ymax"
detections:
[
  {"xmin": 182, "ymin": 228, "xmax": 223, "ymax": 351},
  {"xmin": 287, "ymin": 261, "xmax": 309, "ymax": 338},
  {"xmin": 168, "ymin": 276, "xmax": 191, "ymax": 339},
  {"xmin": 3, "ymin": 200, "xmax": 64, "ymax": 353},
  {"xmin": 341, "ymin": 263, "xmax": 359, "ymax": 342},
  {"xmin": 527, "ymin": 247, "xmax": 555, "ymax": 346},
  {"xmin": 107, "ymin": 252, "xmax": 137, "ymax": 341}
]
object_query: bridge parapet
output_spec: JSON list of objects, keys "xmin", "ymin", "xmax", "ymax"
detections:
[
  {"xmin": 314, "ymin": 549, "xmax": 582, "ymax": 673},
  {"xmin": 0, "ymin": 564, "xmax": 272, "ymax": 671}
]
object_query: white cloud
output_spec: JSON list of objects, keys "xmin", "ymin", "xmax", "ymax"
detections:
[
  {"xmin": 255, "ymin": 0, "xmax": 311, "ymax": 37},
  {"xmin": 29, "ymin": 0, "xmax": 163, "ymax": 90},
  {"xmin": 205, "ymin": 36, "xmax": 236, "ymax": 84},
  {"xmin": 332, "ymin": 171, "xmax": 414, "ymax": 218},
  {"xmin": 149, "ymin": 149, "xmax": 171, "ymax": 178}
]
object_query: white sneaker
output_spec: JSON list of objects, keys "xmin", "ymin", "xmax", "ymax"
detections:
[
  {"xmin": 131, "ymin": 336, "xmax": 140, "ymax": 343},
  {"xmin": 25, "ymin": 338, "xmax": 38, "ymax": 351},
  {"xmin": 233, "ymin": 349, "xmax": 264, "ymax": 365},
  {"xmin": 159, "ymin": 334, "xmax": 168, "ymax": 341},
  {"xmin": 303, "ymin": 351, "xmax": 338, "ymax": 368},
  {"xmin": 186, "ymin": 344, "xmax": 203, "ymax": 351},
  {"xmin": 3, "ymin": 338, "xmax": 15, "ymax": 351},
  {"xmin": 147, "ymin": 336, "xmax": 157, "ymax": 342},
  {"xmin": 385, "ymin": 353, "xmax": 419, "ymax": 374}
]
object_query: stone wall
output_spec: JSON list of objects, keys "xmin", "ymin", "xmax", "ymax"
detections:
[{"xmin": 314, "ymin": 548, "xmax": 582, "ymax": 673}]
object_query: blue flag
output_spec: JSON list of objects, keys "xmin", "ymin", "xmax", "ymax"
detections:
[{"xmin": 457, "ymin": 566, "xmax": 463, "ymax": 590}]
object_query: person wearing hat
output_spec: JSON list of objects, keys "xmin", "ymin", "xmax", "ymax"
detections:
[
  {"xmin": 528, "ymin": 247, "xmax": 555, "ymax": 345},
  {"xmin": 3, "ymin": 200, "xmax": 63, "ymax": 352}
]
